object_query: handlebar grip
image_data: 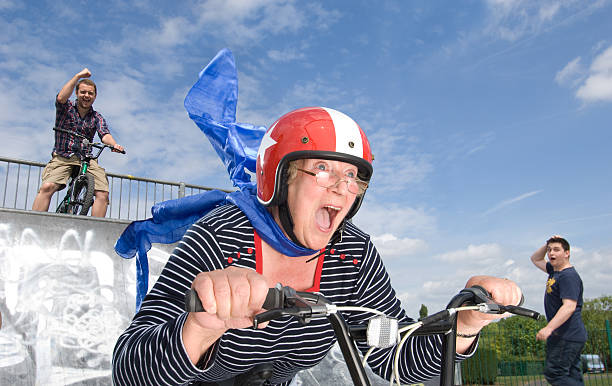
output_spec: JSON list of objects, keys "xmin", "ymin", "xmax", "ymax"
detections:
[
  {"xmin": 185, "ymin": 288, "xmax": 204, "ymax": 312},
  {"xmin": 503, "ymin": 305, "xmax": 540, "ymax": 320},
  {"xmin": 184, "ymin": 287, "xmax": 283, "ymax": 313}
]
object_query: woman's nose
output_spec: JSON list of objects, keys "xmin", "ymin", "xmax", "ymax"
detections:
[{"xmin": 329, "ymin": 179, "xmax": 349, "ymax": 194}]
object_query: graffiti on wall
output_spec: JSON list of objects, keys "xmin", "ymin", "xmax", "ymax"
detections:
[{"xmin": 0, "ymin": 221, "xmax": 170, "ymax": 385}]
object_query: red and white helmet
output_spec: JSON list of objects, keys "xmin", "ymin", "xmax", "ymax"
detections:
[{"xmin": 256, "ymin": 106, "xmax": 373, "ymax": 219}]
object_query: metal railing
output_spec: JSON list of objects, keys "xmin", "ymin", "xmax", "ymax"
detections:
[{"xmin": 0, "ymin": 156, "xmax": 232, "ymax": 221}]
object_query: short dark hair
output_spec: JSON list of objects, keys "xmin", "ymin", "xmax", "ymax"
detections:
[
  {"xmin": 76, "ymin": 79, "xmax": 97, "ymax": 95},
  {"xmin": 546, "ymin": 236, "xmax": 570, "ymax": 252}
]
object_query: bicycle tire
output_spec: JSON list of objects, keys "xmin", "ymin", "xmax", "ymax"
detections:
[
  {"xmin": 70, "ymin": 173, "xmax": 95, "ymax": 215},
  {"xmin": 56, "ymin": 199, "xmax": 69, "ymax": 214}
]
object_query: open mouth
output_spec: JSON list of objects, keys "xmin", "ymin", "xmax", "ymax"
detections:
[{"xmin": 315, "ymin": 205, "xmax": 341, "ymax": 231}]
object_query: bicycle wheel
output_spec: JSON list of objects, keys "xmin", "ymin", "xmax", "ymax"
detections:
[
  {"xmin": 70, "ymin": 173, "xmax": 95, "ymax": 215},
  {"xmin": 56, "ymin": 199, "xmax": 69, "ymax": 213}
]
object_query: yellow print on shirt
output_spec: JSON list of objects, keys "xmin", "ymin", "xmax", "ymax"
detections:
[{"xmin": 546, "ymin": 277, "xmax": 555, "ymax": 294}]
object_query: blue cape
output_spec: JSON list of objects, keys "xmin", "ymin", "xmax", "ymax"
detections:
[{"xmin": 114, "ymin": 49, "xmax": 318, "ymax": 309}]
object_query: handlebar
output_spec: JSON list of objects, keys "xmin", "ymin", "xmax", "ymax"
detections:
[
  {"xmin": 54, "ymin": 127, "xmax": 89, "ymax": 141},
  {"xmin": 185, "ymin": 284, "xmax": 539, "ymax": 321},
  {"xmin": 183, "ymin": 284, "xmax": 539, "ymax": 386},
  {"xmin": 54, "ymin": 127, "xmax": 126, "ymax": 157}
]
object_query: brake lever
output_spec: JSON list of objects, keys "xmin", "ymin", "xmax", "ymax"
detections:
[
  {"xmin": 464, "ymin": 285, "xmax": 539, "ymax": 319},
  {"xmin": 459, "ymin": 285, "xmax": 491, "ymax": 304},
  {"xmin": 252, "ymin": 285, "xmax": 329, "ymax": 328},
  {"xmin": 253, "ymin": 291, "xmax": 314, "ymax": 328}
]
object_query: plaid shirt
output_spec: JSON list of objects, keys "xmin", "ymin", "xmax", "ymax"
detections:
[{"xmin": 53, "ymin": 98, "xmax": 110, "ymax": 157}]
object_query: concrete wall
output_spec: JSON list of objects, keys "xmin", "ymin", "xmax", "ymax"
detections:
[
  {"xmin": 0, "ymin": 209, "xmax": 174, "ymax": 385},
  {"xmin": 0, "ymin": 208, "xmax": 420, "ymax": 386}
]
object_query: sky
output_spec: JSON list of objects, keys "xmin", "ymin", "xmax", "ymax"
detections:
[{"xmin": 1, "ymin": 0, "xmax": 611, "ymax": 316}]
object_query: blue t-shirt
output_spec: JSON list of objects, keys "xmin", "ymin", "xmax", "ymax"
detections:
[{"xmin": 544, "ymin": 262, "xmax": 587, "ymax": 342}]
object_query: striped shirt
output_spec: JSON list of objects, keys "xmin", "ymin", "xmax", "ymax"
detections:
[
  {"xmin": 53, "ymin": 98, "xmax": 110, "ymax": 157},
  {"xmin": 112, "ymin": 204, "xmax": 466, "ymax": 385}
]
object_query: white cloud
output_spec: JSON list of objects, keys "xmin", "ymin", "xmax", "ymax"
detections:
[
  {"xmin": 156, "ymin": 17, "xmax": 193, "ymax": 47},
  {"xmin": 354, "ymin": 204, "xmax": 436, "ymax": 237},
  {"xmin": 435, "ymin": 243, "xmax": 504, "ymax": 265},
  {"xmin": 0, "ymin": 0, "xmax": 20, "ymax": 10},
  {"xmin": 482, "ymin": 190, "xmax": 542, "ymax": 215},
  {"xmin": 193, "ymin": 0, "xmax": 338, "ymax": 46},
  {"xmin": 555, "ymin": 57, "xmax": 585, "ymax": 86},
  {"xmin": 267, "ymin": 48, "xmax": 306, "ymax": 62},
  {"xmin": 576, "ymin": 45, "xmax": 612, "ymax": 102},
  {"xmin": 483, "ymin": 0, "xmax": 607, "ymax": 42},
  {"xmin": 539, "ymin": 2, "xmax": 561, "ymax": 21},
  {"xmin": 571, "ymin": 248, "xmax": 612, "ymax": 300},
  {"xmin": 371, "ymin": 233, "xmax": 428, "ymax": 258},
  {"xmin": 365, "ymin": 129, "xmax": 433, "ymax": 194}
]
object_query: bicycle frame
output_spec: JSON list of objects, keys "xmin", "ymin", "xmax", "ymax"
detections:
[
  {"xmin": 53, "ymin": 127, "xmax": 124, "ymax": 214},
  {"xmin": 57, "ymin": 157, "xmax": 88, "ymax": 211}
]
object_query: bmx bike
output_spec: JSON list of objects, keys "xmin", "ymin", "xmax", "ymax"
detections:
[
  {"xmin": 53, "ymin": 127, "xmax": 125, "ymax": 215},
  {"xmin": 185, "ymin": 284, "xmax": 539, "ymax": 386}
]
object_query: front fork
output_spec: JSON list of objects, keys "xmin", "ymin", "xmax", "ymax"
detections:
[{"xmin": 66, "ymin": 162, "xmax": 90, "ymax": 204}]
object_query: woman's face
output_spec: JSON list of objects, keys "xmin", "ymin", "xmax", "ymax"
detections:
[{"xmin": 285, "ymin": 158, "xmax": 359, "ymax": 250}]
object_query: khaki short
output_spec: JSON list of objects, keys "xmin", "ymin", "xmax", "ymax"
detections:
[{"xmin": 41, "ymin": 154, "xmax": 109, "ymax": 192}]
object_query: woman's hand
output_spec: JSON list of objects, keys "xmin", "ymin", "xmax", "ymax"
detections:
[
  {"xmin": 455, "ymin": 275, "xmax": 522, "ymax": 353},
  {"xmin": 182, "ymin": 266, "xmax": 269, "ymax": 364},
  {"xmin": 187, "ymin": 266, "xmax": 269, "ymax": 330}
]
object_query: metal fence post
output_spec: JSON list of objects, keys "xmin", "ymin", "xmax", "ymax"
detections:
[
  {"xmin": 606, "ymin": 320, "xmax": 612, "ymax": 369},
  {"xmin": 179, "ymin": 182, "xmax": 186, "ymax": 198}
]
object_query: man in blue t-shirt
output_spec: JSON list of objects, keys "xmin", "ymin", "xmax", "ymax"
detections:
[{"xmin": 531, "ymin": 236, "xmax": 587, "ymax": 385}]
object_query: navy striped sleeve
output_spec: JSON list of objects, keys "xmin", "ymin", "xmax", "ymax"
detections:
[{"xmin": 112, "ymin": 221, "xmax": 226, "ymax": 385}]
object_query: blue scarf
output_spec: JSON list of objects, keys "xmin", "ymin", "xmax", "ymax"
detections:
[{"xmin": 114, "ymin": 49, "xmax": 318, "ymax": 309}]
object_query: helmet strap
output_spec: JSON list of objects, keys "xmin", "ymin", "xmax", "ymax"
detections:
[{"xmin": 279, "ymin": 201, "xmax": 306, "ymax": 248}]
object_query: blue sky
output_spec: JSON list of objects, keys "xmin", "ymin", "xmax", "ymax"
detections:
[{"xmin": 2, "ymin": 0, "xmax": 611, "ymax": 315}]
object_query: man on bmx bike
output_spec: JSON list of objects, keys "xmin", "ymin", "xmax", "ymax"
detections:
[{"xmin": 32, "ymin": 68, "xmax": 124, "ymax": 217}]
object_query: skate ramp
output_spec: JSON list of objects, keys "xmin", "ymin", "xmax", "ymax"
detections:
[
  {"xmin": 0, "ymin": 208, "xmax": 434, "ymax": 386},
  {"xmin": 0, "ymin": 208, "xmax": 174, "ymax": 385}
]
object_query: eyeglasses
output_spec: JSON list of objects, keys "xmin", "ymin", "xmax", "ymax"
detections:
[{"xmin": 297, "ymin": 168, "xmax": 368, "ymax": 194}]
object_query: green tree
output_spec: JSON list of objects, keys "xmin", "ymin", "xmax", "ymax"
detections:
[
  {"xmin": 582, "ymin": 295, "xmax": 612, "ymax": 330},
  {"xmin": 581, "ymin": 295, "xmax": 612, "ymax": 368},
  {"xmin": 484, "ymin": 315, "xmax": 546, "ymax": 360},
  {"xmin": 419, "ymin": 304, "xmax": 428, "ymax": 319}
]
